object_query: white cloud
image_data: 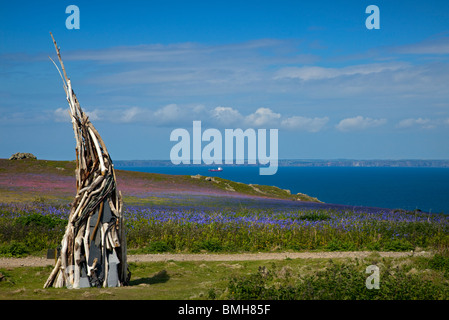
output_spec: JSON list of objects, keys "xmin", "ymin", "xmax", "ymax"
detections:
[
  {"xmin": 245, "ymin": 107, "xmax": 281, "ymax": 127},
  {"xmin": 54, "ymin": 106, "xmax": 149, "ymax": 124},
  {"xmin": 274, "ymin": 63, "xmax": 407, "ymax": 81},
  {"xmin": 281, "ymin": 116, "xmax": 329, "ymax": 132},
  {"xmin": 336, "ymin": 116, "xmax": 387, "ymax": 132},
  {"xmin": 114, "ymin": 104, "xmax": 201, "ymax": 125},
  {"xmin": 52, "ymin": 104, "xmax": 332, "ymax": 134},
  {"xmin": 64, "ymin": 39, "xmax": 293, "ymax": 63},
  {"xmin": 210, "ymin": 106, "xmax": 243, "ymax": 125},
  {"xmin": 63, "ymin": 38, "xmax": 319, "ymax": 95},
  {"xmin": 396, "ymin": 118, "xmax": 436, "ymax": 129},
  {"xmin": 44, "ymin": 38, "xmax": 449, "ymax": 110},
  {"xmin": 394, "ymin": 36, "xmax": 449, "ymax": 55},
  {"xmin": 153, "ymin": 104, "xmax": 183, "ymax": 123},
  {"xmin": 85, "ymin": 109, "xmax": 101, "ymax": 121},
  {"xmin": 54, "ymin": 107, "xmax": 102, "ymax": 122},
  {"xmin": 211, "ymin": 107, "xmax": 329, "ymax": 132},
  {"xmin": 192, "ymin": 104, "xmax": 206, "ymax": 113},
  {"xmin": 54, "ymin": 108, "xmax": 71, "ymax": 122},
  {"xmin": 121, "ymin": 106, "xmax": 144, "ymax": 123}
]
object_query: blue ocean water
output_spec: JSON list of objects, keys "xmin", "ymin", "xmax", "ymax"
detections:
[{"xmin": 115, "ymin": 165, "xmax": 449, "ymax": 214}]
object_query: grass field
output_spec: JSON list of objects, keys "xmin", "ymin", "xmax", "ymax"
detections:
[
  {"xmin": 2, "ymin": 254, "xmax": 449, "ymax": 300},
  {"xmin": 1, "ymin": 158, "xmax": 449, "ymax": 300}
]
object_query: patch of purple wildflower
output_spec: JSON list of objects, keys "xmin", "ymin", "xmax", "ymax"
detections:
[{"xmin": 1, "ymin": 200, "xmax": 449, "ymax": 255}]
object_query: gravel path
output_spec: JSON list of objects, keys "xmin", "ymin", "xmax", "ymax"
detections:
[{"xmin": 0, "ymin": 251, "xmax": 432, "ymax": 268}]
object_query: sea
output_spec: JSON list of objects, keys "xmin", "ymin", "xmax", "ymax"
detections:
[{"xmin": 115, "ymin": 165, "xmax": 449, "ymax": 214}]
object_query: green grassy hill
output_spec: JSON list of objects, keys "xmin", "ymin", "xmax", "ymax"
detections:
[{"xmin": 0, "ymin": 159, "xmax": 321, "ymax": 204}]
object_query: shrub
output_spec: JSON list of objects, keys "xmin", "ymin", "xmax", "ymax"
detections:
[
  {"xmin": 428, "ymin": 253, "xmax": 449, "ymax": 276},
  {"xmin": 221, "ymin": 261, "xmax": 449, "ymax": 300},
  {"xmin": 15, "ymin": 213, "xmax": 65, "ymax": 229},
  {"xmin": 201, "ymin": 239, "xmax": 223, "ymax": 252},
  {"xmin": 326, "ymin": 240, "xmax": 357, "ymax": 251},
  {"xmin": 382, "ymin": 239, "xmax": 414, "ymax": 252},
  {"xmin": 192, "ymin": 239, "xmax": 223, "ymax": 252},
  {"xmin": 0, "ymin": 241, "xmax": 29, "ymax": 257},
  {"xmin": 366, "ymin": 241, "xmax": 381, "ymax": 251},
  {"xmin": 298, "ymin": 212, "xmax": 331, "ymax": 221},
  {"xmin": 145, "ymin": 241, "xmax": 170, "ymax": 253}
]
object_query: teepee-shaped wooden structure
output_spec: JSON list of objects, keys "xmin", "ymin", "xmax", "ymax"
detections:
[{"xmin": 44, "ymin": 33, "xmax": 130, "ymax": 288}]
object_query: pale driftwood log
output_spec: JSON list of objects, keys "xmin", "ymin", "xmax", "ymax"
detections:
[
  {"xmin": 43, "ymin": 257, "xmax": 61, "ymax": 288},
  {"xmin": 44, "ymin": 33, "xmax": 130, "ymax": 289}
]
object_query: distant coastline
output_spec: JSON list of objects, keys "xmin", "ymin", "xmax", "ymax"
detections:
[{"xmin": 114, "ymin": 159, "xmax": 449, "ymax": 168}]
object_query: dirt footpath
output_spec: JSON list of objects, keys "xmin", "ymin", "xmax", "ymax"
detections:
[{"xmin": 0, "ymin": 251, "xmax": 432, "ymax": 268}]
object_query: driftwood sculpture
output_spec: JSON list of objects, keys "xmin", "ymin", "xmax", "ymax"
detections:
[{"xmin": 44, "ymin": 33, "xmax": 130, "ymax": 288}]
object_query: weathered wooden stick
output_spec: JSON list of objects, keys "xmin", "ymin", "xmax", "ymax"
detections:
[
  {"xmin": 73, "ymin": 224, "xmax": 85, "ymax": 289},
  {"xmin": 50, "ymin": 32, "xmax": 69, "ymax": 84},
  {"xmin": 43, "ymin": 257, "xmax": 61, "ymax": 288},
  {"xmin": 90, "ymin": 201, "xmax": 104, "ymax": 242},
  {"xmin": 55, "ymin": 267, "xmax": 64, "ymax": 288},
  {"xmin": 88, "ymin": 127, "xmax": 107, "ymax": 175}
]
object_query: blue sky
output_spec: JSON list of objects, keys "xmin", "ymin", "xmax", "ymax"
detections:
[{"xmin": 1, "ymin": 0, "xmax": 449, "ymax": 161}]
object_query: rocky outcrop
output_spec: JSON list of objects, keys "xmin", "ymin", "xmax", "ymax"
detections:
[{"xmin": 9, "ymin": 153, "xmax": 37, "ymax": 160}]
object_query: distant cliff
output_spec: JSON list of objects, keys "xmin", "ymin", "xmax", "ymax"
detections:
[{"xmin": 114, "ymin": 159, "xmax": 449, "ymax": 168}]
